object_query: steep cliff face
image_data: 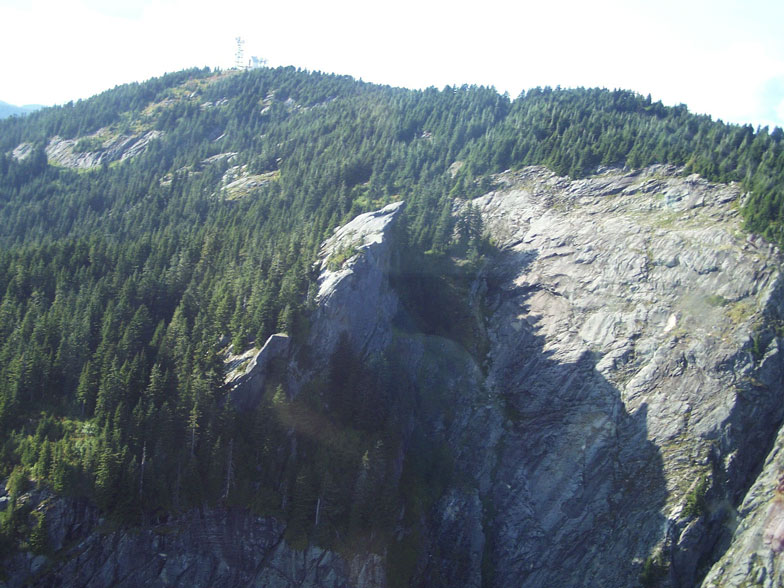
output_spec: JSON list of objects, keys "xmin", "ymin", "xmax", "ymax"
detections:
[
  {"xmin": 467, "ymin": 165, "xmax": 784, "ymax": 587},
  {"xmin": 0, "ymin": 490, "xmax": 383, "ymax": 588},
  {"xmin": 5, "ymin": 165, "xmax": 783, "ymax": 587},
  {"xmin": 309, "ymin": 201, "xmax": 404, "ymax": 359},
  {"xmin": 700, "ymin": 419, "xmax": 784, "ymax": 587},
  {"xmin": 293, "ymin": 164, "xmax": 784, "ymax": 587}
]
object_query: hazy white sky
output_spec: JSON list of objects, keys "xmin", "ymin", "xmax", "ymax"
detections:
[{"xmin": 2, "ymin": 0, "xmax": 783, "ymax": 129}]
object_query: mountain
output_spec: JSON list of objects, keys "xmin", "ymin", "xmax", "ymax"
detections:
[
  {"xmin": 1, "ymin": 66, "xmax": 784, "ymax": 587},
  {"xmin": 0, "ymin": 101, "xmax": 44, "ymax": 119}
]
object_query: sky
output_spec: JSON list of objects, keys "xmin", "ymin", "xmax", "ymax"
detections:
[{"xmin": 1, "ymin": 0, "xmax": 783, "ymax": 129}]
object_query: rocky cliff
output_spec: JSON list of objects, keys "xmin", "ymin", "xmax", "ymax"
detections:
[
  {"xmin": 4, "ymin": 164, "xmax": 784, "ymax": 587},
  {"xmin": 468, "ymin": 165, "xmax": 784, "ymax": 587},
  {"xmin": 364, "ymin": 164, "xmax": 784, "ymax": 587},
  {"xmin": 0, "ymin": 490, "xmax": 383, "ymax": 588},
  {"xmin": 309, "ymin": 201, "xmax": 404, "ymax": 360}
]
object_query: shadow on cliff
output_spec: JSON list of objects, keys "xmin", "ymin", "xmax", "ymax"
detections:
[{"xmin": 463, "ymin": 246, "xmax": 669, "ymax": 587}]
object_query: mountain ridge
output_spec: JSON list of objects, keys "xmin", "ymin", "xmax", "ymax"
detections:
[{"xmin": 0, "ymin": 100, "xmax": 44, "ymax": 120}]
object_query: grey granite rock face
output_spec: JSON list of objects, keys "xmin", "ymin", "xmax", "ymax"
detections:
[
  {"xmin": 1, "ymin": 494, "xmax": 382, "ymax": 588},
  {"xmin": 309, "ymin": 201, "xmax": 404, "ymax": 359},
  {"xmin": 468, "ymin": 165, "xmax": 784, "ymax": 587},
  {"xmin": 700, "ymin": 398, "xmax": 784, "ymax": 587}
]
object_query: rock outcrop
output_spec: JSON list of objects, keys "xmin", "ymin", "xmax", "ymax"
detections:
[
  {"xmin": 216, "ymin": 163, "xmax": 279, "ymax": 199},
  {"xmin": 40, "ymin": 129, "xmax": 162, "ymax": 169},
  {"xmin": 308, "ymin": 200, "xmax": 404, "ymax": 358},
  {"xmin": 292, "ymin": 165, "xmax": 784, "ymax": 586},
  {"xmin": 224, "ymin": 333, "xmax": 290, "ymax": 410},
  {"xmin": 11, "ymin": 142, "xmax": 34, "ymax": 161}
]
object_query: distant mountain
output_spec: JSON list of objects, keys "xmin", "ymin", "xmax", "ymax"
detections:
[{"xmin": 0, "ymin": 100, "xmax": 44, "ymax": 119}]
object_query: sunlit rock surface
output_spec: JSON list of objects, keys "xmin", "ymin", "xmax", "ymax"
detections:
[
  {"xmin": 310, "ymin": 200, "xmax": 405, "ymax": 358},
  {"xmin": 40, "ymin": 129, "xmax": 163, "ymax": 169}
]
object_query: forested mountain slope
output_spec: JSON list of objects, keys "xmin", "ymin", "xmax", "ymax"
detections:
[{"xmin": 1, "ymin": 66, "xmax": 784, "ymax": 587}]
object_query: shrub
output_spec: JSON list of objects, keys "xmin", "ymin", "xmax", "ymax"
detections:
[{"xmin": 683, "ymin": 475, "xmax": 709, "ymax": 518}]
